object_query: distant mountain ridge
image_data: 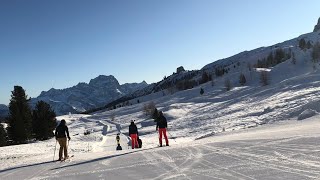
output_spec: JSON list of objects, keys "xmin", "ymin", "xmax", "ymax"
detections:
[
  {"xmin": 0, "ymin": 104, "xmax": 9, "ymax": 120},
  {"xmin": 31, "ymin": 75, "xmax": 148, "ymax": 115}
]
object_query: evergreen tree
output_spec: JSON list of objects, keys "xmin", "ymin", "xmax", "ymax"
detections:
[
  {"xmin": 0, "ymin": 124, "xmax": 7, "ymax": 147},
  {"xmin": 307, "ymin": 41, "xmax": 313, "ymax": 49},
  {"xmin": 215, "ymin": 67, "xmax": 224, "ymax": 77},
  {"xmin": 266, "ymin": 52, "xmax": 274, "ymax": 67},
  {"xmin": 211, "ymin": 74, "xmax": 215, "ymax": 86},
  {"xmin": 312, "ymin": 42, "xmax": 320, "ymax": 62},
  {"xmin": 247, "ymin": 62, "xmax": 252, "ymax": 71},
  {"xmin": 260, "ymin": 71, "xmax": 270, "ymax": 86},
  {"xmin": 32, "ymin": 101, "xmax": 57, "ymax": 140},
  {"xmin": 239, "ymin": 73, "xmax": 247, "ymax": 86},
  {"xmin": 299, "ymin": 38, "xmax": 306, "ymax": 50},
  {"xmin": 200, "ymin": 88, "xmax": 204, "ymax": 95},
  {"xmin": 7, "ymin": 86, "xmax": 33, "ymax": 144},
  {"xmin": 291, "ymin": 52, "xmax": 296, "ymax": 65},
  {"xmin": 200, "ymin": 72, "xmax": 211, "ymax": 84},
  {"xmin": 274, "ymin": 48, "xmax": 285, "ymax": 64},
  {"xmin": 224, "ymin": 79, "xmax": 232, "ymax": 91}
]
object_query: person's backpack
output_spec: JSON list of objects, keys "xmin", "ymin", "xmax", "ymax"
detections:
[
  {"xmin": 138, "ymin": 138, "xmax": 142, "ymax": 148},
  {"xmin": 116, "ymin": 144, "xmax": 122, "ymax": 150}
]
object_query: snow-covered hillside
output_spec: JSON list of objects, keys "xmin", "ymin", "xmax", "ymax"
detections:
[
  {"xmin": 101, "ymin": 22, "xmax": 320, "ymax": 112},
  {"xmin": 31, "ymin": 75, "xmax": 148, "ymax": 115},
  {"xmin": 1, "ymin": 18, "xmax": 320, "ymax": 180}
]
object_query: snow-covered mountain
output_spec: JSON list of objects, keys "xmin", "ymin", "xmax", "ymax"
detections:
[
  {"xmin": 98, "ymin": 18, "xmax": 320, "ymax": 112},
  {"xmin": 0, "ymin": 104, "xmax": 8, "ymax": 119},
  {"xmin": 31, "ymin": 75, "xmax": 148, "ymax": 115}
]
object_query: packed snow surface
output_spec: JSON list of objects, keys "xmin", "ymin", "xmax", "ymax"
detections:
[{"xmin": 1, "ymin": 115, "xmax": 320, "ymax": 179}]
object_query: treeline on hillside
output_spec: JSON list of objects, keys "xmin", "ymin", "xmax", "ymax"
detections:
[
  {"xmin": 255, "ymin": 48, "xmax": 292, "ymax": 68},
  {"xmin": 296, "ymin": 39, "xmax": 320, "ymax": 65},
  {"xmin": 255, "ymin": 39, "xmax": 320, "ymax": 69},
  {"xmin": 0, "ymin": 86, "xmax": 57, "ymax": 147}
]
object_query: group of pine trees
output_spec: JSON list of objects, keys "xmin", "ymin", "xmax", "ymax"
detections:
[
  {"xmin": 256, "ymin": 48, "xmax": 291, "ymax": 68},
  {"xmin": 298, "ymin": 38, "xmax": 320, "ymax": 64},
  {"xmin": 299, "ymin": 38, "xmax": 313, "ymax": 50},
  {"xmin": 1, "ymin": 86, "xmax": 56, "ymax": 146}
]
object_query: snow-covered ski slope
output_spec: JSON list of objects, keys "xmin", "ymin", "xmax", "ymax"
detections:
[
  {"xmin": 2, "ymin": 27, "xmax": 320, "ymax": 180},
  {"xmin": 2, "ymin": 61, "xmax": 320, "ymax": 179},
  {"xmin": 1, "ymin": 116, "xmax": 320, "ymax": 179}
]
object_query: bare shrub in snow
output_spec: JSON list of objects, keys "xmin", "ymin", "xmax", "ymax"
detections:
[
  {"xmin": 224, "ymin": 78, "xmax": 232, "ymax": 91},
  {"xmin": 200, "ymin": 88, "xmax": 204, "ymax": 95},
  {"xmin": 110, "ymin": 113, "xmax": 116, "ymax": 121},
  {"xmin": 291, "ymin": 52, "xmax": 296, "ymax": 65},
  {"xmin": 260, "ymin": 71, "xmax": 270, "ymax": 86},
  {"xmin": 143, "ymin": 101, "xmax": 156, "ymax": 117},
  {"xmin": 239, "ymin": 73, "xmax": 247, "ymax": 86}
]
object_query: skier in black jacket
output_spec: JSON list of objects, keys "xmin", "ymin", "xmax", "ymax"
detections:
[
  {"xmin": 129, "ymin": 120, "xmax": 139, "ymax": 149},
  {"xmin": 55, "ymin": 119, "xmax": 71, "ymax": 161},
  {"xmin": 156, "ymin": 111, "xmax": 169, "ymax": 147}
]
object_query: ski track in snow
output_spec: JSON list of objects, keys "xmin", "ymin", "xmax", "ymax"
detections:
[{"xmin": 2, "ymin": 131, "xmax": 320, "ymax": 179}]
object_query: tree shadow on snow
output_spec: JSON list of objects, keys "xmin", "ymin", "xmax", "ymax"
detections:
[
  {"xmin": 0, "ymin": 160, "xmax": 55, "ymax": 174},
  {"xmin": 49, "ymin": 147, "xmax": 158, "ymax": 171}
]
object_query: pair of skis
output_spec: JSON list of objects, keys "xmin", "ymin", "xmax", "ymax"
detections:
[{"xmin": 57, "ymin": 155, "xmax": 74, "ymax": 162}]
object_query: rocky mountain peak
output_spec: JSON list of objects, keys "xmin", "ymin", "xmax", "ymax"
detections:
[
  {"xmin": 31, "ymin": 75, "xmax": 148, "ymax": 115},
  {"xmin": 313, "ymin": 17, "xmax": 320, "ymax": 32},
  {"xmin": 89, "ymin": 75, "xmax": 120, "ymax": 87}
]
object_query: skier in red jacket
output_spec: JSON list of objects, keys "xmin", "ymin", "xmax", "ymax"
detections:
[
  {"xmin": 156, "ymin": 111, "xmax": 169, "ymax": 147},
  {"xmin": 129, "ymin": 120, "xmax": 139, "ymax": 149}
]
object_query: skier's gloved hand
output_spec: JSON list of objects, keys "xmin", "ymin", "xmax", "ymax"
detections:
[{"xmin": 68, "ymin": 137, "xmax": 71, "ymax": 141}]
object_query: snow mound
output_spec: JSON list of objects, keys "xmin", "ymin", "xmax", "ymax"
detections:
[{"xmin": 298, "ymin": 109, "xmax": 318, "ymax": 120}]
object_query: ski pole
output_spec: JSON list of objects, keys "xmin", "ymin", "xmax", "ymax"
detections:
[
  {"xmin": 68, "ymin": 139, "xmax": 71, "ymax": 158},
  {"xmin": 53, "ymin": 140, "xmax": 57, "ymax": 161},
  {"xmin": 167, "ymin": 130, "xmax": 177, "ymax": 143}
]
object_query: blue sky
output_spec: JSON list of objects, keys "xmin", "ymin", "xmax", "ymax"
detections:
[{"xmin": 0, "ymin": 0, "xmax": 319, "ymax": 105}]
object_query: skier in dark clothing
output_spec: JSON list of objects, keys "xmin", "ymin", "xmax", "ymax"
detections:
[
  {"xmin": 156, "ymin": 111, "xmax": 169, "ymax": 147},
  {"xmin": 55, "ymin": 119, "xmax": 71, "ymax": 161},
  {"xmin": 129, "ymin": 120, "xmax": 139, "ymax": 149},
  {"xmin": 116, "ymin": 133, "xmax": 122, "ymax": 150},
  {"xmin": 116, "ymin": 133, "xmax": 120, "ymax": 145}
]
